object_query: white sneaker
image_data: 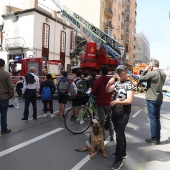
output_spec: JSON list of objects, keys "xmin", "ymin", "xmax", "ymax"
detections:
[
  {"xmin": 80, "ymin": 119, "xmax": 85, "ymax": 124},
  {"xmin": 44, "ymin": 113, "xmax": 47, "ymax": 118},
  {"xmin": 51, "ymin": 114, "xmax": 55, "ymax": 118},
  {"xmin": 86, "ymin": 140, "xmax": 91, "ymax": 149}
]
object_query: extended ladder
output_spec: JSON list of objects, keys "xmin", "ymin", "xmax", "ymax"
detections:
[{"xmin": 52, "ymin": 0, "xmax": 123, "ymax": 59}]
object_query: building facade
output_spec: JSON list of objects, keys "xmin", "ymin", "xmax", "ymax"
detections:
[
  {"xmin": 134, "ymin": 33, "xmax": 150, "ymax": 64},
  {"xmin": 0, "ymin": 0, "xmax": 82, "ymax": 72}
]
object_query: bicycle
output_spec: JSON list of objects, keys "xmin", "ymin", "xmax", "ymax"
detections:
[{"xmin": 64, "ymin": 91, "xmax": 112, "ymax": 134}]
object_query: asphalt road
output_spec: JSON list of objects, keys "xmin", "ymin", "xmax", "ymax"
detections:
[{"xmin": 0, "ymin": 93, "xmax": 170, "ymax": 170}]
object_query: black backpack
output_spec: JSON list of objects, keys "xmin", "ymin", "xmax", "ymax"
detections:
[{"xmin": 75, "ymin": 79, "xmax": 87, "ymax": 96}]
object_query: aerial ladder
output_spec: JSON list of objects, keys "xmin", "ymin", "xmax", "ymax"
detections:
[
  {"xmin": 51, "ymin": 1, "xmax": 170, "ymax": 97},
  {"xmin": 52, "ymin": 0, "xmax": 123, "ymax": 61}
]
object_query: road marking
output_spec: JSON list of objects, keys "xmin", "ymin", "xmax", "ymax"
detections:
[
  {"xmin": 132, "ymin": 109, "xmax": 142, "ymax": 118},
  {"xmin": 27, "ymin": 107, "xmax": 71, "ymax": 120},
  {"xmin": 71, "ymin": 137, "xmax": 110, "ymax": 170},
  {"xmin": 0, "ymin": 128, "xmax": 64, "ymax": 157}
]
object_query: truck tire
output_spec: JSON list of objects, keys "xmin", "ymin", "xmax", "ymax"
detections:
[{"xmin": 16, "ymin": 83, "xmax": 23, "ymax": 97}]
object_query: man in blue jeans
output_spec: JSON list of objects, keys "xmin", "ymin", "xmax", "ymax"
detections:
[
  {"xmin": 138, "ymin": 59, "xmax": 166, "ymax": 145},
  {"xmin": 0, "ymin": 58, "xmax": 14, "ymax": 135}
]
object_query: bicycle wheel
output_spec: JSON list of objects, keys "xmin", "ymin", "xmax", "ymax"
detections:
[{"xmin": 64, "ymin": 106, "xmax": 92, "ymax": 134}]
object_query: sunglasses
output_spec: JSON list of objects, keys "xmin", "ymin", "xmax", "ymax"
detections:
[{"xmin": 117, "ymin": 70, "xmax": 125, "ymax": 75}]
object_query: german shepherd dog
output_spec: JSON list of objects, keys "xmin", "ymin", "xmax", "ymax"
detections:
[{"xmin": 75, "ymin": 120, "xmax": 108, "ymax": 159}]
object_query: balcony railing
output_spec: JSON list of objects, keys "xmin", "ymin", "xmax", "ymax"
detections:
[
  {"xmin": 104, "ymin": 8, "xmax": 113, "ymax": 18},
  {"xmin": 105, "ymin": 0, "xmax": 113, "ymax": 5},
  {"xmin": 5, "ymin": 37, "xmax": 26, "ymax": 49},
  {"xmin": 103, "ymin": 22, "xmax": 113, "ymax": 29},
  {"xmin": 124, "ymin": 9, "xmax": 130, "ymax": 13}
]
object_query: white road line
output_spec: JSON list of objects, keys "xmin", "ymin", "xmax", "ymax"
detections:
[
  {"xmin": 132, "ymin": 109, "xmax": 142, "ymax": 118},
  {"xmin": 0, "ymin": 128, "xmax": 64, "ymax": 157},
  {"xmin": 71, "ymin": 137, "xmax": 110, "ymax": 170}
]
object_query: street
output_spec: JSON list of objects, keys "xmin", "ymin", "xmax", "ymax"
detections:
[{"xmin": 0, "ymin": 93, "xmax": 170, "ymax": 170}]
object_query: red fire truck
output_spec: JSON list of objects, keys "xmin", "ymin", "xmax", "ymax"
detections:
[{"xmin": 9, "ymin": 57, "xmax": 64, "ymax": 96}]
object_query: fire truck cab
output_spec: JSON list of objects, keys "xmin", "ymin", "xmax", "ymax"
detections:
[{"xmin": 9, "ymin": 57, "xmax": 64, "ymax": 97}]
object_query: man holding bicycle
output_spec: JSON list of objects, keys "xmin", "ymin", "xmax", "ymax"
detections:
[
  {"xmin": 91, "ymin": 65, "xmax": 114, "ymax": 141},
  {"xmin": 106, "ymin": 65, "xmax": 135, "ymax": 170}
]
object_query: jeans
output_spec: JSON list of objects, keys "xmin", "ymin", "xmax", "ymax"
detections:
[
  {"xmin": 43, "ymin": 99, "xmax": 53, "ymax": 114},
  {"xmin": 0, "ymin": 99, "xmax": 9, "ymax": 131},
  {"xmin": 23, "ymin": 89, "xmax": 37, "ymax": 118},
  {"xmin": 96, "ymin": 105, "xmax": 114, "ymax": 138},
  {"xmin": 112, "ymin": 113, "xmax": 129, "ymax": 162},
  {"xmin": 146, "ymin": 100, "xmax": 162, "ymax": 140}
]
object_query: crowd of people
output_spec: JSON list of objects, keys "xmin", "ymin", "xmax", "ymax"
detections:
[{"xmin": 0, "ymin": 58, "xmax": 167, "ymax": 170}]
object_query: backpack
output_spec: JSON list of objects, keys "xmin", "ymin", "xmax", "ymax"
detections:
[
  {"xmin": 58, "ymin": 80, "xmax": 69, "ymax": 94},
  {"xmin": 41, "ymin": 87, "xmax": 51, "ymax": 101},
  {"xmin": 75, "ymin": 79, "xmax": 88, "ymax": 96},
  {"xmin": 24, "ymin": 73, "xmax": 35, "ymax": 84}
]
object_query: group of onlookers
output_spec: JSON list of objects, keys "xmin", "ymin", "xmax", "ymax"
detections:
[{"xmin": 0, "ymin": 57, "xmax": 167, "ymax": 170}]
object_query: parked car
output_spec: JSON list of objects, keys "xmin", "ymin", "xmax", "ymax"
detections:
[{"xmin": 163, "ymin": 81, "xmax": 170, "ymax": 93}]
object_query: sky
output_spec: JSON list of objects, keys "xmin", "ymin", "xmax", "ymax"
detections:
[
  {"xmin": 136, "ymin": 0, "xmax": 170, "ymax": 69},
  {"xmin": 0, "ymin": 0, "xmax": 170, "ymax": 69}
]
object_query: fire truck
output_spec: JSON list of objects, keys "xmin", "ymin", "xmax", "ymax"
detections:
[
  {"xmin": 52, "ymin": 0, "xmax": 125, "ymax": 72},
  {"xmin": 9, "ymin": 57, "xmax": 64, "ymax": 96},
  {"xmin": 132, "ymin": 63, "xmax": 147, "ymax": 88},
  {"xmin": 78, "ymin": 41, "xmax": 122, "ymax": 72}
]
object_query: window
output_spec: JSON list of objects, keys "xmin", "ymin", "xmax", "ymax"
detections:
[
  {"xmin": 119, "ymin": 2, "xmax": 121, "ymax": 8},
  {"xmin": 114, "ymin": 8, "xmax": 116, "ymax": 16},
  {"xmin": 118, "ymin": 14, "xmax": 120, "ymax": 21}
]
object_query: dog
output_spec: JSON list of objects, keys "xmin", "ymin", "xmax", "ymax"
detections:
[{"xmin": 75, "ymin": 120, "xmax": 108, "ymax": 159}]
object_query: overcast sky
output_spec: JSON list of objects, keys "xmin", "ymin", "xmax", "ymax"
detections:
[{"xmin": 136, "ymin": 0, "xmax": 170, "ymax": 69}]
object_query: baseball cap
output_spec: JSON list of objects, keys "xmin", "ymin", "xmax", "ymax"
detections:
[{"xmin": 116, "ymin": 65, "xmax": 127, "ymax": 70}]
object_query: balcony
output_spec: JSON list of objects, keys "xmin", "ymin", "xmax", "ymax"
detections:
[
  {"xmin": 124, "ymin": 8, "xmax": 130, "ymax": 15},
  {"xmin": 125, "ymin": 0, "xmax": 130, "ymax": 6},
  {"xmin": 124, "ymin": 19, "xmax": 131, "ymax": 24},
  {"xmin": 124, "ymin": 28, "xmax": 129, "ymax": 34},
  {"xmin": 5, "ymin": 37, "xmax": 27, "ymax": 50},
  {"xmin": 104, "ymin": 8, "xmax": 113, "ymax": 18},
  {"xmin": 103, "ymin": 21, "xmax": 113, "ymax": 29},
  {"xmin": 104, "ymin": 27, "xmax": 112, "ymax": 37},
  {"xmin": 121, "ymin": 33, "xmax": 124, "ymax": 40},
  {"xmin": 105, "ymin": 0, "xmax": 113, "ymax": 5},
  {"xmin": 124, "ymin": 38, "xmax": 129, "ymax": 44}
]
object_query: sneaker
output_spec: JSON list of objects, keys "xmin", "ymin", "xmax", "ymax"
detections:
[
  {"xmin": 51, "ymin": 114, "xmax": 55, "ymax": 118},
  {"xmin": 110, "ymin": 136, "xmax": 114, "ymax": 141},
  {"xmin": 1, "ymin": 129, "xmax": 11, "ymax": 135},
  {"xmin": 111, "ymin": 161, "xmax": 123, "ymax": 170},
  {"xmin": 145, "ymin": 138, "xmax": 156, "ymax": 143},
  {"xmin": 156, "ymin": 140, "xmax": 161, "ymax": 145},
  {"xmin": 70, "ymin": 115, "xmax": 76, "ymax": 120},
  {"xmin": 21, "ymin": 117, "xmax": 28, "ymax": 121},
  {"xmin": 111, "ymin": 153, "xmax": 127, "ymax": 159},
  {"xmin": 60, "ymin": 115, "xmax": 65, "ymax": 118},
  {"xmin": 44, "ymin": 113, "xmax": 47, "ymax": 118},
  {"xmin": 86, "ymin": 140, "xmax": 91, "ymax": 149},
  {"xmin": 80, "ymin": 119, "xmax": 85, "ymax": 124}
]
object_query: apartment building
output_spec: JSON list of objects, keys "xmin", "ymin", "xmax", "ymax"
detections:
[{"xmin": 134, "ymin": 33, "xmax": 150, "ymax": 64}]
